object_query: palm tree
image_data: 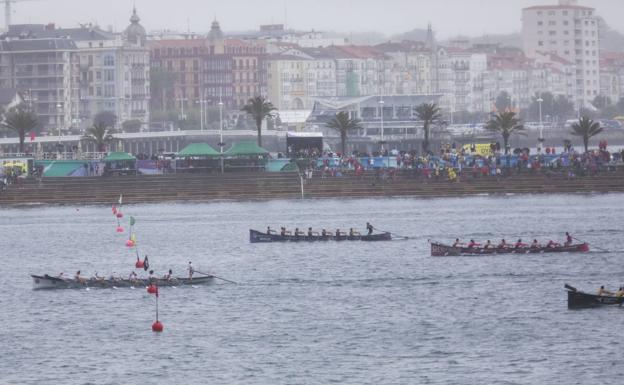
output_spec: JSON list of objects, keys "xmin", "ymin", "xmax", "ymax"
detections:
[
  {"xmin": 415, "ymin": 103, "xmax": 442, "ymax": 154},
  {"xmin": 241, "ymin": 96, "xmax": 276, "ymax": 147},
  {"xmin": 571, "ymin": 116, "xmax": 603, "ymax": 153},
  {"xmin": 82, "ymin": 122, "xmax": 117, "ymax": 152},
  {"xmin": 326, "ymin": 111, "xmax": 362, "ymax": 156},
  {"xmin": 2, "ymin": 108, "xmax": 38, "ymax": 153},
  {"xmin": 485, "ymin": 111, "xmax": 524, "ymax": 154}
]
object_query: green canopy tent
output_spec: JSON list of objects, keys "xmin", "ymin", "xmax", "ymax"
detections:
[
  {"xmin": 178, "ymin": 143, "xmax": 220, "ymax": 157},
  {"xmin": 104, "ymin": 152, "xmax": 137, "ymax": 175},
  {"xmin": 223, "ymin": 141, "xmax": 270, "ymax": 171},
  {"xmin": 176, "ymin": 143, "xmax": 220, "ymax": 173}
]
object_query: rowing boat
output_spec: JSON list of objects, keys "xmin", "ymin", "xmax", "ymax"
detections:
[
  {"xmin": 430, "ymin": 242, "xmax": 589, "ymax": 256},
  {"xmin": 565, "ymin": 284, "xmax": 624, "ymax": 308},
  {"xmin": 249, "ymin": 229, "xmax": 392, "ymax": 243},
  {"xmin": 31, "ymin": 274, "xmax": 214, "ymax": 290}
]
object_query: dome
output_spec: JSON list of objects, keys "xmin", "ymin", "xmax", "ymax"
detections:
[
  {"xmin": 208, "ymin": 19, "xmax": 223, "ymax": 41},
  {"xmin": 125, "ymin": 7, "xmax": 146, "ymax": 46}
]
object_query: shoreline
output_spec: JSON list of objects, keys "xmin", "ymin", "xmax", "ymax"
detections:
[{"xmin": 2, "ymin": 170, "xmax": 624, "ymax": 206}]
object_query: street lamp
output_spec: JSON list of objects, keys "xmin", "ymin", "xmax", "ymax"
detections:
[
  {"xmin": 218, "ymin": 96, "xmax": 224, "ymax": 174},
  {"xmin": 537, "ymin": 96, "xmax": 544, "ymax": 154},
  {"xmin": 379, "ymin": 98, "xmax": 385, "ymax": 155}
]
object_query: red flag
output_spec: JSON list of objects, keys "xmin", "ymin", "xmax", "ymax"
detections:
[{"xmin": 29, "ymin": 132, "xmax": 36, "ymax": 142}]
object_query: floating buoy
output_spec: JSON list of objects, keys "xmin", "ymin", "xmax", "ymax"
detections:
[
  {"xmin": 126, "ymin": 239, "xmax": 135, "ymax": 247},
  {"xmin": 147, "ymin": 285, "xmax": 158, "ymax": 295},
  {"xmin": 135, "ymin": 260, "xmax": 144, "ymax": 269},
  {"xmin": 152, "ymin": 321, "xmax": 164, "ymax": 332},
  {"xmin": 116, "ymin": 227, "xmax": 124, "ymax": 233},
  {"xmin": 116, "ymin": 212, "xmax": 124, "ymax": 219}
]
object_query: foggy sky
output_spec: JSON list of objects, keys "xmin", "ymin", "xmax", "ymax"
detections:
[{"xmin": 14, "ymin": 0, "xmax": 624, "ymax": 39}]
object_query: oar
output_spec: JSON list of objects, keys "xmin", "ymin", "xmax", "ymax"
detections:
[
  {"xmin": 573, "ymin": 237, "xmax": 609, "ymax": 252},
  {"xmin": 195, "ymin": 270, "xmax": 238, "ymax": 284},
  {"xmin": 372, "ymin": 226, "xmax": 409, "ymax": 240}
]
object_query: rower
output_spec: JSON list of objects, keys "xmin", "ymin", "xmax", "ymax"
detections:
[
  {"xmin": 321, "ymin": 229, "xmax": 327, "ymax": 237},
  {"xmin": 616, "ymin": 287, "xmax": 624, "ymax": 298},
  {"xmin": 564, "ymin": 232, "xmax": 573, "ymax": 246},
  {"xmin": 350, "ymin": 228, "xmax": 361, "ymax": 236},
  {"xmin": 148, "ymin": 270, "xmax": 155, "ymax": 283},
  {"xmin": 497, "ymin": 239, "xmax": 507, "ymax": 249},
  {"xmin": 163, "ymin": 269, "xmax": 173, "ymax": 280},
  {"xmin": 294, "ymin": 227, "xmax": 301, "ymax": 238},
  {"xmin": 546, "ymin": 240, "xmax": 558, "ymax": 248},
  {"xmin": 452, "ymin": 238, "xmax": 462, "ymax": 247},
  {"xmin": 308, "ymin": 227, "xmax": 313, "ymax": 237},
  {"xmin": 467, "ymin": 239, "xmax": 477, "ymax": 249},
  {"xmin": 366, "ymin": 222, "xmax": 374, "ymax": 235},
  {"xmin": 128, "ymin": 271, "xmax": 138, "ymax": 282},
  {"xmin": 484, "ymin": 240, "xmax": 493, "ymax": 249},
  {"xmin": 514, "ymin": 239, "xmax": 526, "ymax": 249},
  {"xmin": 280, "ymin": 227, "xmax": 286, "ymax": 236},
  {"xmin": 75, "ymin": 270, "xmax": 86, "ymax": 284},
  {"xmin": 188, "ymin": 261, "xmax": 194, "ymax": 281},
  {"xmin": 267, "ymin": 226, "xmax": 274, "ymax": 235},
  {"xmin": 598, "ymin": 285, "xmax": 613, "ymax": 296},
  {"xmin": 530, "ymin": 239, "xmax": 541, "ymax": 249},
  {"xmin": 336, "ymin": 229, "xmax": 343, "ymax": 237}
]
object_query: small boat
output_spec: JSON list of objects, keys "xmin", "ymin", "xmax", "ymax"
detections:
[
  {"xmin": 31, "ymin": 274, "xmax": 214, "ymax": 290},
  {"xmin": 249, "ymin": 229, "xmax": 393, "ymax": 243},
  {"xmin": 566, "ymin": 284, "xmax": 624, "ymax": 308},
  {"xmin": 430, "ymin": 241, "xmax": 589, "ymax": 256}
]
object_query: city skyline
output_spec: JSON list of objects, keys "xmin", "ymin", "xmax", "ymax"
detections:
[{"xmin": 11, "ymin": 0, "xmax": 624, "ymax": 40}]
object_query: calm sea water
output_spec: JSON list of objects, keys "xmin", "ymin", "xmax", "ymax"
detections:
[{"xmin": 1, "ymin": 194, "xmax": 624, "ymax": 385}]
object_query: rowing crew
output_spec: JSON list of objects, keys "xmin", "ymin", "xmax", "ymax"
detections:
[
  {"xmin": 267, "ymin": 223, "xmax": 376, "ymax": 237},
  {"xmin": 69, "ymin": 268, "xmax": 182, "ymax": 284},
  {"xmin": 452, "ymin": 233, "xmax": 575, "ymax": 249},
  {"xmin": 597, "ymin": 286, "xmax": 624, "ymax": 297}
]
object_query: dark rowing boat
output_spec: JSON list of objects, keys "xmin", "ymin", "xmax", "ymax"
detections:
[
  {"xmin": 31, "ymin": 274, "xmax": 214, "ymax": 290},
  {"xmin": 249, "ymin": 229, "xmax": 392, "ymax": 243},
  {"xmin": 430, "ymin": 242, "xmax": 589, "ymax": 256},
  {"xmin": 566, "ymin": 284, "xmax": 624, "ymax": 308}
]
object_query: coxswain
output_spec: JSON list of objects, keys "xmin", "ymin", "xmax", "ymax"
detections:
[
  {"xmin": 188, "ymin": 261, "xmax": 194, "ymax": 281},
  {"xmin": 350, "ymin": 228, "xmax": 361, "ymax": 236},
  {"xmin": 308, "ymin": 227, "xmax": 313, "ymax": 237},
  {"xmin": 484, "ymin": 240, "xmax": 493, "ymax": 249},
  {"xmin": 546, "ymin": 240, "xmax": 559, "ymax": 248},
  {"xmin": 294, "ymin": 227, "xmax": 301, "ymax": 238},
  {"xmin": 564, "ymin": 232, "xmax": 573, "ymax": 246},
  {"xmin": 530, "ymin": 239, "xmax": 541, "ymax": 249},
  {"xmin": 148, "ymin": 269, "xmax": 155, "ymax": 283},
  {"xmin": 366, "ymin": 222, "xmax": 374, "ymax": 235},
  {"xmin": 497, "ymin": 239, "xmax": 507, "ymax": 249},
  {"xmin": 452, "ymin": 238, "xmax": 462, "ymax": 247},
  {"xmin": 598, "ymin": 285, "xmax": 613, "ymax": 296},
  {"xmin": 336, "ymin": 229, "xmax": 343, "ymax": 237}
]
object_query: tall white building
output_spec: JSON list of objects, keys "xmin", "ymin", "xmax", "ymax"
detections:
[{"xmin": 522, "ymin": 0, "xmax": 600, "ymax": 108}]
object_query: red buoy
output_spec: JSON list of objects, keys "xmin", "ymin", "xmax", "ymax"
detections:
[
  {"xmin": 126, "ymin": 239, "xmax": 135, "ymax": 247},
  {"xmin": 116, "ymin": 227, "xmax": 124, "ymax": 233},
  {"xmin": 152, "ymin": 321, "xmax": 164, "ymax": 332},
  {"xmin": 135, "ymin": 260, "xmax": 144, "ymax": 269},
  {"xmin": 116, "ymin": 212, "xmax": 124, "ymax": 219},
  {"xmin": 147, "ymin": 285, "xmax": 158, "ymax": 295}
]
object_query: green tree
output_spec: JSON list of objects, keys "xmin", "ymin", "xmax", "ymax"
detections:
[
  {"xmin": 571, "ymin": 116, "xmax": 603, "ymax": 153},
  {"xmin": 82, "ymin": 122, "xmax": 117, "ymax": 152},
  {"xmin": 592, "ymin": 95, "xmax": 612, "ymax": 110},
  {"xmin": 2, "ymin": 106, "xmax": 38, "ymax": 153},
  {"xmin": 485, "ymin": 111, "xmax": 524, "ymax": 154},
  {"xmin": 495, "ymin": 91, "xmax": 512, "ymax": 113},
  {"xmin": 93, "ymin": 111, "xmax": 117, "ymax": 128},
  {"xmin": 415, "ymin": 102, "xmax": 442, "ymax": 154},
  {"xmin": 326, "ymin": 111, "xmax": 362, "ymax": 156},
  {"xmin": 241, "ymin": 96, "xmax": 276, "ymax": 147},
  {"xmin": 122, "ymin": 119, "xmax": 142, "ymax": 133},
  {"xmin": 150, "ymin": 68, "xmax": 176, "ymax": 112}
]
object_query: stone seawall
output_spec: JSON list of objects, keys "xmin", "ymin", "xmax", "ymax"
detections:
[{"xmin": 1, "ymin": 171, "xmax": 624, "ymax": 205}]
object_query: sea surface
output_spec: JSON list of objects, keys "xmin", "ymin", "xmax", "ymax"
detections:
[{"xmin": 1, "ymin": 194, "xmax": 624, "ymax": 385}]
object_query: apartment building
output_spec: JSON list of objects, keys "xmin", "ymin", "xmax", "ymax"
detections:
[
  {"xmin": 522, "ymin": 0, "xmax": 600, "ymax": 107},
  {"xmin": 225, "ymin": 38, "xmax": 266, "ymax": 109}
]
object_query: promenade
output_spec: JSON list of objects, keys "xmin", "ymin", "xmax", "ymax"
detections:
[{"xmin": 1, "ymin": 169, "xmax": 623, "ymax": 205}]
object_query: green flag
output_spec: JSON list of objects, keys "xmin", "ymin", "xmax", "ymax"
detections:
[{"xmin": 130, "ymin": 216, "xmax": 136, "ymax": 226}]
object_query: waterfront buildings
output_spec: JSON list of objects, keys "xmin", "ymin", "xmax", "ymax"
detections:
[{"xmin": 522, "ymin": 0, "xmax": 600, "ymax": 107}]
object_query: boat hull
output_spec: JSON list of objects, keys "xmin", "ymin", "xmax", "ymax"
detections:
[
  {"xmin": 31, "ymin": 274, "xmax": 214, "ymax": 290},
  {"xmin": 250, "ymin": 229, "xmax": 392, "ymax": 243},
  {"xmin": 567, "ymin": 287, "xmax": 624, "ymax": 309},
  {"xmin": 431, "ymin": 242, "xmax": 589, "ymax": 256}
]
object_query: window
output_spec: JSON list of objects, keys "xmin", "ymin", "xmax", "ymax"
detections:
[
  {"xmin": 104, "ymin": 56, "xmax": 114, "ymax": 66},
  {"xmin": 537, "ymin": 21, "xmax": 543, "ymax": 26},
  {"xmin": 105, "ymin": 70, "xmax": 114, "ymax": 81},
  {"xmin": 549, "ymin": 30, "xmax": 556, "ymax": 36},
  {"xmin": 548, "ymin": 20, "xmax": 556, "ymax": 26},
  {"xmin": 538, "ymin": 41, "xmax": 544, "ymax": 46}
]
